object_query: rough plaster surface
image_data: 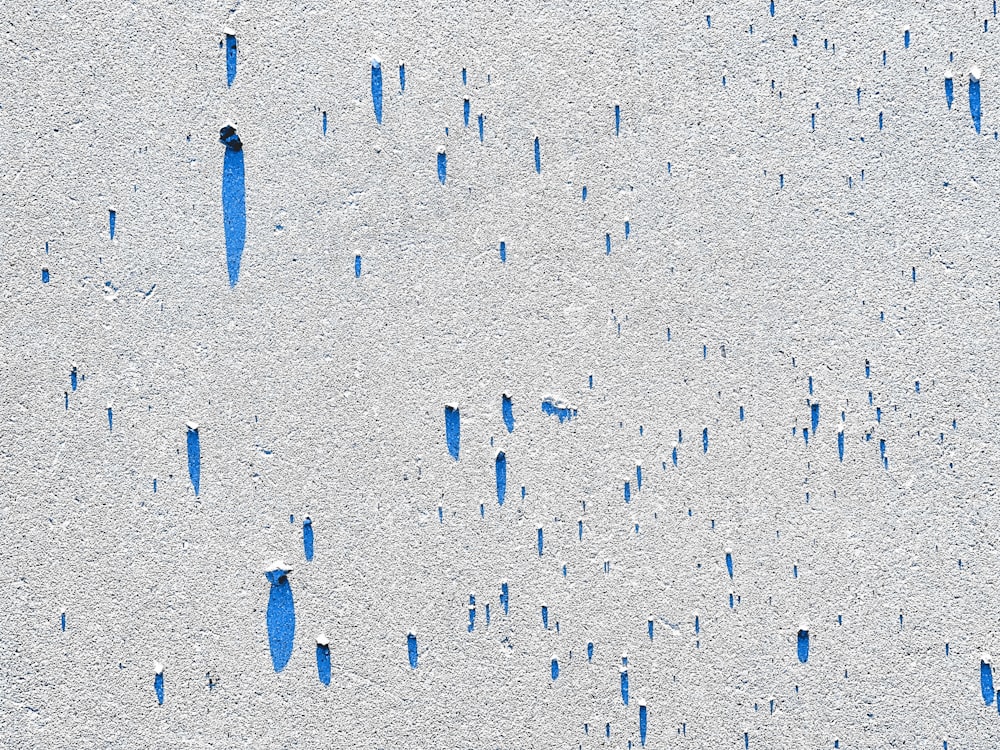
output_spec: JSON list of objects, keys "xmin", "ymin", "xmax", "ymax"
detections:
[{"xmin": 2, "ymin": 2, "xmax": 1000, "ymax": 748}]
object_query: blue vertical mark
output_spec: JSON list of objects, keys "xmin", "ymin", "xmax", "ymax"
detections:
[
  {"xmin": 970, "ymin": 69, "xmax": 982, "ymax": 133},
  {"xmin": 865, "ymin": 359, "xmax": 870, "ymax": 378},
  {"xmin": 811, "ymin": 403, "xmax": 819, "ymax": 432},
  {"xmin": 485, "ymin": 603, "xmax": 491, "ymax": 626},
  {"xmin": 537, "ymin": 526, "xmax": 544, "ymax": 556},
  {"xmin": 316, "ymin": 637, "xmax": 331, "ymax": 685},
  {"xmin": 624, "ymin": 221, "xmax": 630, "ymax": 239},
  {"xmin": 769, "ymin": 0, "xmax": 775, "ymax": 15},
  {"xmin": 912, "ymin": 267, "xmax": 917, "ymax": 283},
  {"xmin": 153, "ymin": 478, "xmax": 157, "ymax": 492},
  {"xmin": 495, "ymin": 451, "xmax": 507, "ymax": 505},
  {"xmin": 551, "ymin": 656, "xmax": 559, "ymax": 680},
  {"xmin": 354, "ymin": 255, "xmax": 361, "ymax": 278},
  {"xmin": 322, "ymin": 111, "xmax": 327, "ymax": 135},
  {"xmin": 779, "ymin": 174, "xmax": 785, "ymax": 188},
  {"xmin": 982, "ymin": 656, "xmax": 995, "ymax": 704},
  {"xmin": 186, "ymin": 424, "xmax": 201, "ymax": 496},
  {"xmin": 371, "ymin": 61, "xmax": 383, "ymax": 124},
  {"xmin": 109, "ymin": 209, "xmax": 116, "ymax": 240},
  {"xmin": 647, "ymin": 618, "xmax": 654, "ymax": 640},
  {"xmin": 702, "ymin": 427, "xmax": 709, "ymax": 453},
  {"xmin": 477, "ymin": 113, "xmax": 484, "ymax": 143},
  {"xmin": 588, "ymin": 374, "xmax": 593, "ymax": 388},
  {"xmin": 461, "ymin": 67, "xmax": 467, "ymax": 85},
  {"xmin": 879, "ymin": 112, "xmax": 884, "ymax": 130},
  {"xmin": 499, "ymin": 240, "xmax": 506, "ymax": 263},
  {"xmin": 468, "ymin": 594, "xmax": 476, "ymax": 632},
  {"xmin": 605, "ymin": 233, "xmax": 611, "ymax": 255},
  {"xmin": 797, "ymin": 628, "xmax": 809, "ymax": 663},
  {"xmin": 945, "ymin": 76, "xmax": 954, "ymax": 109},
  {"xmin": 303, "ymin": 517, "xmax": 314, "ymax": 561},
  {"xmin": 107, "ymin": 406, "xmax": 113, "ymax": 433},
  {"xmin": 621, "ymin": 669, "xmax": 629, "ymax": 704},
  {"xmin": 399, "ymin": 62, "xmax": 405, "ymax": 92},
  {"xmin": 639, "ymin": 704, "xmax": 647, "ymax": 746},
  {"xmin": 265, "ymin": 566, "xmax": 295, "ymax": 672},
  {"xmin": 582, "ymin": 186, "xmax": 588, "ymax": 201},
  {"xmin": 154, "ymin": 668, "xmax": 164, "ymax": 705},
  {"xmin": 64, "ymin": 392, "xmax": 68, "ymax": 410},
  {"xmin": 744, "ymin": 732, "xmax": 750, "ymax": 749},
  {"xmin": 70, "ymin": 367, "xmax": 77, "ymax": 391},
  {"xmin": 915, "ymin": 380, "xmax": 920, "ymax": 393},
  {"xmin": 837, "ymin": 429, "xmax": 844, "ymax": 462},
  {"xmin": 578, "ymin": 519, "xmax": 583, "ymax": 540},
  {"xmin": 706, "ymin": 14, "xmax": 711, "ymax": 27},
  {"xmin": 904, "ymin": 28, "xmax": 910, "ymax": 48},
  {"xmin": 437, "ymin": 150, "xmax": 447, "ymax": 184},
  {"xmin": 624, "ymin": 481, "xmax": 631, "ymax": 503},
  {"xmin": 882, "ymin": 50, "xmax": 887, "ymax": 66},
  {"xmin": 220, "ymin": 126, "xmax": 246, "ymax": 286},
  {"xmin": 502, "ymin": 394, "xmax": 514, "ymax": 432},
  {"xmin": 407, "ymin": 632, "xmax": 418, "ymax": 668},
  {"xmin": 739, "ymin": 406, "xmax": 745, "ymax": 421},
  {"xmin": 725, "ymin": 549, "xmax": 733, "ymax": 578},
  {"xmin": 541, "ymin": 604, "xmax": 549, "ymax": 629},
  {"xmin": 61, "ymin": 612, "xmax": 66, "ymax": 631},
  {"xmin": 636, "ymin": 464, "xmax": 642, "ymax": 490},
  {"xmin": 533, "ymin": 137, "xmax": 541, "ymax": 173},
  {"xmin": 445, "ymin": 405, "xmax": 460, "ymax": 459},
  {"xmin": 671, "ymin": 446, "xmax": 678, "ymax": 466},
  {"xmin": 500, "ymin": 581, "xmax": 509, "ymax": 614},
  {"xmin": 792, "ymin": 33, "xmax": 798, "ymax": 46},
  {"xmin": 808, "ymin": 375, "xmax": 814, "ymax": 395},
  {"xmin": 41, "ymin": 268, "xmax": 49, "ymax": 283},
  {"xmin": 225, "ymin": 34, "xmax": 237, "ymax": 87},
  {"xmin": 463, "ymin": 98, "xmax": 470, "ymax": 127},
  {"xmin": 615, "ymin": 104, "xmax": 621, "ymax": 135},
  {"xmin": 857, "ymin": 87, "xmax": 862, "ymax": 105}
]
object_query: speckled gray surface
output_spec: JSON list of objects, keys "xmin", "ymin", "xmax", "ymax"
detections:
[{"xmin": 3, "ymin": 2, "xmax": 1000, "ymax": 748}]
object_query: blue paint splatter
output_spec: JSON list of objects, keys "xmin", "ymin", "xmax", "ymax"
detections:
[
  {"xmin": 41, "ymin": 268, "xmax": 49, "ymax": 283},
  {"xmin": 639, "ymin": 704, "xmax": 647, "ymax": 746},
  {"xmin": 797, "ymin": 628, "xmax": 809, "ymax": 663},
  {"xmin": 407, "ymin": 631, "xmax": 418, "ymax": 668},
  {"xmin": 220, "ymin": 126, "xmax": 246, "ymax": 287},
  {"xmin": 225, "ymin": 34, "xmax": 237, "ymax": 87},
  {"xmin": 605, "ymin": 233, "xmax": 611, "ymax": 255},
  {"xmin": 587, "ymin": 642, "xmax": 593, "ymax": 660},
  {"xmin": 702, "ymin": 427, "xmax": 709, "ymax": 453},
  {"xmin": 371, "ymin": 61, "xmax": 383, "ymax": 124},
  {"xmin": 322, "ymin": 111, "xmax": 327, "ymax": 135},
  {"xmin": 154, "ymin": 668, "xmax": 164, "ymax": 705},
  {"xmin": 316, "ymin": 637, "xmax": 331, "ymax": 685},
  {"xmin": 550, "ymin": 656, "xmax": 559, "ymax": 680},
  {"xmin": 186, "ymin": 424, "xmax": 201, "ymax": 496},
  {"xmin": 533, "ymin": 136, "xmax": 541, "ymax": 173},
  {"xmin": 970, "ymin": 69, "xmax": 982, "ymax": 134},
  {"xmin": 354, "ymin": 255, "xmax": 361, "ymax": 278},
  {"xmin": 468, "ymin": 594, "xmax": 476, "ymax": 632},
  {"xmin": 982, "ymin": 656, "xmax": 995, "ymax": 705},
  {"xmin": 463, "ymin": 98, "xmax": 470, "ymax": 127},
  {"xmin": 109, "ymin": 209, "xmax": 116, "ymax": 240},
  {"xmin": 811, "ymin": 402, "xmax": 819, "ymax": 433},
  {"xmin": 725, "ymin": 549, "xmax": 733, "ymax": 578},
  {"xmin": 837, "ymin": 429, "xmax": 844, "ymax": 462},
  {"xmin": 437, "ymin": 150, "xmax": 447, "ymax": 184},
  {"xmin": 495, "ymin": 451, "xmax": 507, "ymax": 505},
  {"xmin": 444, "ymin": 405, "xmax": 460, "ymax": 460},
  {"xmin": 502, "ymin": 394, "xmax": 514, "ymax": 432},
  {"xmin": 478, "ymin": 113, "xmax": 484, "ymax": 143},
  {"xmin": 615, "ymin": 104, "xmax": 621, "ymax": 135},
  {"xmin": 60, "ymin": 612, "xmax": 66, "ymax": 631},
  {"xmin": 265, "ymin": 565, "xmax": 295, "ymax": 672},
  {"xmin": 537, "ymin": 526, "xmax": 544, "ymax": 556},
  {"xmin": 399, "ymin": 62, "xmax": 405, "ymax": 92},
  {"xmin": 945, "ymin": 75, "xmax": 954, "ymax": 109},
  {"xmin": 500, "ymin": 581, "xmax": 509, "ymax": 614},
  {"xmin": 107, "ymin": 406, "xmax": 113, "ymax": 433},
  {"xmin": 904, "ymin": 28, "xmax": 910, "ymax": 48},
  {"xmin": 541, "ymin": 399, "xmax": 577, "ymax": 422},
  {"xmin": 624, "ymin": 481, "xmax": 631, "ymax": 503},
  {"xmin": 70, "ymin": 367, "xmax": 77, "ymax": 391},
  {"xmin": 303, "ymin": 517, "xmax": 314, "ymax": 561},
  {"xmin": 621, "ymin": 668, "xmax": 629, "ymax": 704},
  {"xmin": 499, "ymin": 240, "xmax": 506, "ymax": 263}
]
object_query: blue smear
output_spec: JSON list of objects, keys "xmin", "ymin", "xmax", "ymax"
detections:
[
  {"xmin": 354, "ymin": 255, "xmax": 361, "ymax": 278},
  {"xmin": 726, "ymin": 551, "xmax": 733, "ymax": 578},
  {"xmin": 70, "ymin": 367, "xmax": 77, "ymax": 391},
  {"xmin": 462, "ymin": 67, "xmax": 467, "ymax": 85},
  {"xmin": 541, "ymin": 400, "xmax": 577, "ymax": 422},
  {"xmin": 879, "ymin": 112, "xmax": 884, "ymax": 130},
  {"xmin": 970, "ymin": 74, "xmax": 982, "ymax": 133},
  {"xmin": 739, "ymin": 406, "xmax": 745, "ymax": 421},
  {"xmin": 582, "ymin": 186, "xmax": 587, "ymax": 201},
  {"xmin": 478, "ymin": 113, "xmax": 484, "ymax": 143},
  {"xmin": 639, "ymin": 704, "xmax": 647, "ymax": 746},
  {"xmin": 468, "ymin": 594, "xmax": 476, "ymax": 632},
  {"xmin": 533, "ymin": 137, "xmax": 541, "ymax": 173},
  {"xmin": 485, "ymin": 603, "xmax": 490, "ymax": 626},
  {"xmin": 882, "ymin": 50, "xmax": 887, "ymax": 66},
  {"xmin": 107, "ymin": 407, "xmax": 113, "ymax": 433},
  {"xmin": 624, "ymin": 481, "xmax": 631, "ymax": 503},
  {"xmin": 220, "ymin": 126, "xmax": 246, "ymax": 286},
  {"xmin": 61, "ymin": 612, "xmax": 66, "ymax": 631},
  {"xmin": 322, "ymin": 111, "xmax": 327, "ymax": 135},
  {"xmin": 706, "ymin": 14, "xmax": 711, "ymax": 27},
  {"xmin": 904, "ymin": 29, "xmax": 910, "ymax": 48},
  {"xmin": 647, "ymin": 619, "xmax": 653, "ymax": 640},
  {"xmin": 541, "ymin": 605, "xmax": 548, "ymax": 629},
  {"xmin": 551, "ymin": 657, "xmax": 559, "ymax": 680},
  {"xmin": 837, "ymin": 431, "xmax": 844, "ymax": 462},
  {"xmin": 407, "ymin": 632, "xmax": 418, "ymax": 668},
  {"xmin": 944, "ymin": 77, "xmax": 954, "ymax": 109},
  {"xmin": 615, "ymin": 104, "xmax": 621, "ymax": 135},
  {"xmin": 186, "ymin": 426, "xmax": 201, "ymax": 496},
  {"xmin": 792, "ymin": 33, "xmax": 797, "ymax": 46},
  {"xmin": 537, "ymin": 526, "xmax": 544, "ymax": 556},
  {"xmin": 499, "ymin": 240, "xmax": 506, "ymax": 263},
  {"xmin": 463, "ymin": 98, "xmax": 470, "ymax": 127},
  {"xmin": 225, "ymin": 34, "xmax": 237, "ymax": 87},
  {"xmin": 154, "ymin": 672, "xmax": 164, "ymax": 705},
  {"xmin": 797, "ymin": 629, "xmax": 809, "ymax": 663},
  {"xmin": 502, "ymin": 394, "xmax": 514, "ymax": 432},
  {"xmin": 371, "ymin": 62, "xmax": 383, "ymax": 124},
  {"xmin": 671, "ymin": 447, "xmax": 677, "ymax": 466},
  {"xmin": 444, "ymin": 405, "xmax": 460, "ymax": 459},
  {"xmin": 316, "ymin": 643, "xmax": 331, "ymax": 685},
  {"xmin": 303, "ymin": 517, "xmax": 314, "ymax": 561},
  {"xmin": 265, "ymin": 568, "xmax": 295, "ymax": 672},
  {"xmin": 621, "ymin": 670, "xmax": 629, "ymax": 704},
  {"xmin": 769, "ymin": 0, "xmax": 775, "ymax": 15},
  {"xmin": 588, "ymin": 374, "xmax": 593, "ymax": 388},
  {"xmin": 41, "ymin": 268, "xmax": 49, "ymax": 283},
  {"xmin": 64, "ymin": 392, "xmax": 68, "ymax": 410},
  {"xmin": 624, "ymin": 221, "xmax": 630, "ymax": 239},
  {"xmin": 605, "ymin": 233, "xmax": 611, "ymax": 255},
  {"xmin": 587, "ymin": 642, "xmax": 593, "ymax": 660},
  {"xmin": 109, "ymin": 210, "xmax": 116, "ymax": 240},
  {"xmin": 702, "ymin": 428, "xmax": 709, "ymax": 453},
  {"xmin": 636, "ymin": 464, "xmax": 642, "ymax": 490},
  {"xmin": 578, "ymin": 519, "xmax": 583, "ymax": 540},
  {"xmin": 857, "ymin": 87, "xmax": 861, "ymax": 105},
  {"xmin": 500, "ymin": 582, "xmax": 509, "ymax": 614},
  {"xmin": 399, "ymin": 63, "xmax": 405, "ymax": 92},
  {"xmin": 437, "ymin": 151, "xmax": 447, "ymax": 184},
  {"xmin": 495, "ymin": 452, "xmax": 507, "ymax": 505},
  {"xmin": 695, "ymin": 615, "xmax": 700, "ymax": 634},
  {"xmin": 982, "ymin": 660, "xmax": 995, "ymax": 704},
  {"xmin": 811, "ymin": 403, "xmax": 819, "ymax": 432}
]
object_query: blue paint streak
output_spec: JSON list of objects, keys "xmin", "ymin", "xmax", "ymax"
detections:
[
  {"xmin": 220, "ymin": 126, "xmax": 246, "ymax": 287},
  {"xmin": 316, "ymin": 643, "xmax": 331, "ymax": 685},
  {"xmin": 265, "ymin": 568, "xmax": 295, "ymax": 672},
  {"xmin": 811, "ymin": 403, "xmax": 819, "ymax": 432},
  {"xmin": 769, "ymin": 0, "xmax": 774, "ymax": 15},
  {"xmin": 533, "ymin": 137, "xmax": 541, "ymax": 173},
  {"xmin": 904, "ymin": 29, "xmax": 910, "ymax": 48},
  {"xmin": 437, "ymin": 151, "xmax": 447, "ymax": 184},
  {"xmin": 537, "ymin": 526, "xmax": 544, "ymax": 556},
  {"xmin": 463, "ymin": 98, "xmax": 470, "ymax": 127},
  {"xmin": 371, "ymin": 62, "xmax": 383, "ymax": 124},
  {"xmin": 399, "ymin": 63, "xmax": 405, "ymax": 92},
  {"xmin": 551, "ymin": 657, "xmax": 559, "ymax": 680},
  {"xmin": 322, "ymin": 111, "xmax": 327, "ymax": 135},
  {"xmin": 624, "ymin": 481, "xmax": 631, "ymax": 503},
  {"xmin": 587, "ymin": 642, "xmax": 593, "ymax": 660},
  {"xmin": 499, "ymin": 240, "xmax": 506, "ymax": 263},
  {"xmin": 797, "ymin": 629, "xmax": 809, "ymax": 663},
  {"xmin": 500, "ymin": 582, "xmax": 509, "ymax": 614},
  {"xmin": 41, "ymin": 268, "xmax": 49, "ymax": 283},
  {"xmin": 70, "ymin": 367, "xmax": 77, "ymax": 391},
  {"xmin": 109, "ymin": 210, "xmax": 116, "ymax": 240},
  {"xmin": 605, "ymin": 233, "xmax": 611, "ymax": 255},
  {"xmin": 639, "ymin": 704, "xmax": 647, "ymax": 746},
  {"xmin": 478, "ymin": 113, "xmax": 484, "ymax": 142},
  {"xmin": 186, "ymin": 426, "xmax": 201, "ymax": 496},
  {"xmin": 615, "ymin": 104, "xmax": 621, "ymax": 135},
  {"xmin": 541, "ymin": 605, "xmax": 549, "ymax": 629},
  {"xmin": 636, "ymin": 464, "xmax": 642, "ymax": 490},
  {"xmin": 621, "ymin": 670, "xmax": 629, "ymax": 704},
  {"xmin": 502, "ymin": 394, "xmax": 514, "ymax": 432},
  {"xmin": 61, "ymin": 612, "xmax": 66, "ymax": 631},
  {"xmin": 945, "ymin": 77, "xmax": 954, "ymax": 109},
  {"xmin": 354, "ymin": 255, "xmax": 361, "ymax": 278},
  {"xmin": 983, "ymin": 660, "xmax": 995, "ymax": 704},
  {"xmin": 838, "ymin": 430, "xmax": 844, "ymax": 462},
  {"xmin": 970, "ymin": 75, "xmax": 982, "ymax": 133},
  {"xmin": 495, "ymin": 451, "xmax": 507, "ymax": 505},
  {"xmin": 582, "ymin": 186, "xmax": 587, "ymax": 201},
  {"xmin": 468, "ymin": 594, "xmax": 476, "ymax": 632},
  {"xmin": 154, "ymin": 672, "xmax": 164, "ymax": 705},
  {"xmin": 444, "ymin": 405, "xmax": 460, "ymax": 460},
  {"xmin": 725, "ymin": 551, "xmax": 733, "ymax": 578},
  {"xmin": 407, "ymin": 632, "xmax": 418, "ymax": 668},
  {"xmin": 107, "ymin": 407, "xmax": 113, "ymax": 433},
  {"xmin": 225, "ymin": 34, "xmax": 237, "ymax": 87},
  {"xmin": 303, "ymin": 517, "xmax": 314, "ymax": 561},
  {"xmin": 541, "ymin": 399, "xmax": 577, "ymax": 422},
  {"xmin": 671, "ymin": 446, "xmax": 677, "ymax": 466},
  {"xmin": 702, "ymin": 427, "xmax": 709, "ymax": 453}
]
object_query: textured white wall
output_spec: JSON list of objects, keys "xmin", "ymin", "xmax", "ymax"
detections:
[{"xmin": 2, "ymin": 1, "xmax": 1000, "ymax": 747}]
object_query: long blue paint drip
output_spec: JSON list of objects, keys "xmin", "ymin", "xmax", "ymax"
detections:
[
  {"xmin": 444, "ymin": 405, "xmax": 460, "ymax": 459},
  {"xmin": 316, "ymin": 638, "xmax": 331, "ymax": 685},
  {"xmin": 225, "ymin": 34, "xmax": 237, "ymax": 86},
  {"xmin": 186, "ymin": 424, "xmax": 201, "ymax": 496},
  {"xmin": 371, "ymin": 61, "xmax": 383, "ymax": 124},
  {"xmin": 265, "ymin": 566, "xmax": 296, "ymax": 672},
  {"xmin": 303, "ymin": 517, "xmax": 314, "ymax": 561},
  {"xmin": 495, "ymin": 451, "xmax": 507, "ymax": 505},
  {"xmin": 407, "ymin": 632, "xmax": 418, "ymax": 668},
  {"xmin": 220, "ymin": 126, "xmax": 246, "ymax": 286},
  {"xmin": 502, "ymin": 394, "xmax": 514, "ymax": 432},
  {"xmin": 969, "ymin": 69, "xmax": 982, "ymax": 134}
]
